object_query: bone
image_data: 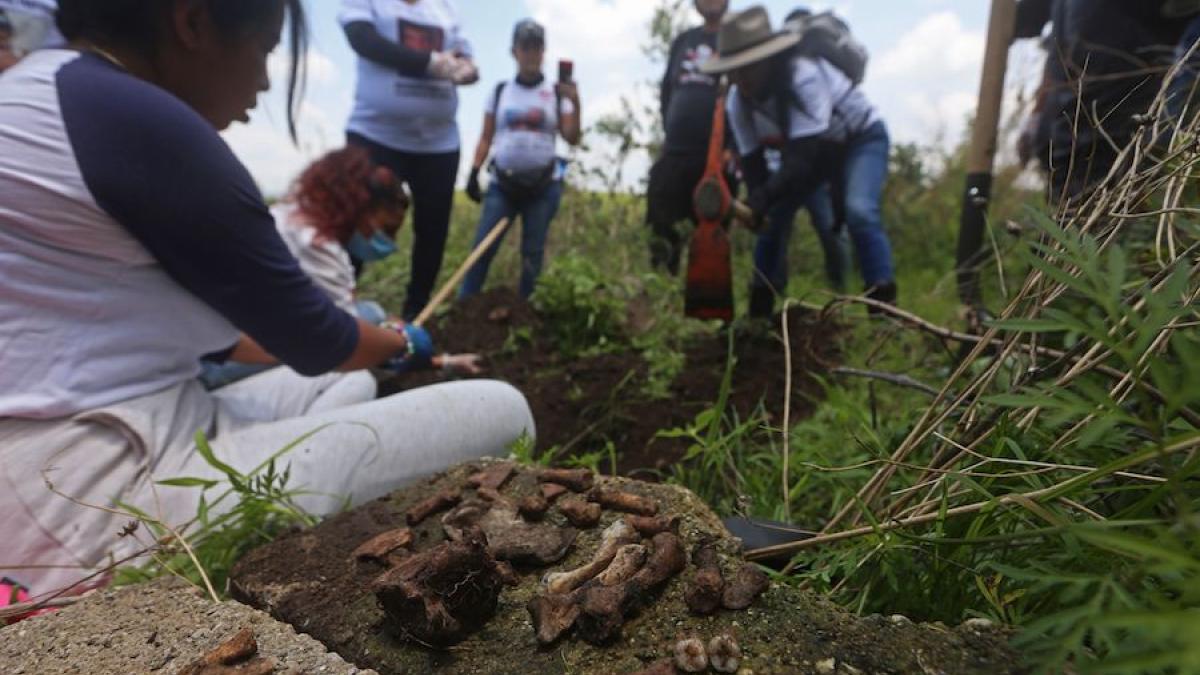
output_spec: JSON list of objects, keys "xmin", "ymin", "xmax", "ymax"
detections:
[
  {"xmin": 590, "ymin": 488, "xmax": 659, "ymax": 516},
  {"xmin": 684, "ymin": 544, "xmax": 725, "ymax": 616},
  {"xmin": 708, "ymin": 634, "xmax": 742, "ymax": 673},
  {"xmin": 352, "ymin": 528, "xmax": 414, "ymax": 563},
  {"xmin": 526, "ymin": 591, "xmax": 583, "ymax": 645},
  {"xmin": 406, "ymin": 488, "xmax": 462, "ymax": 526},
  {"xmin": 722, "ymin": 563, "xmax": 770, "ymax": 610},
  {"xmin": 466, "ymin": 462, "xmax": 516, "ymax": 491},
  {"xmin": 544, "ymin": 520, "xmax": 638, "ymax": 595},
  {"xmin": 540, "ymin": 482, "xmax": 569, "ymax": 503},
  {"xmin": 595, "ymin": 544, "xmax": 647, "ymax": 586},
  {"xmin": 443, "ymin": 498, "xmax": 577, "ymax": 566},
  {"xmin": 674, "ymin": 636, "xmax": 709, "ymax": 673},
  {"xmin": 575, "ymin": 532, "xmax": 687, "ymax": 645},
  {"xmin": 517, "ymin": 494, "xmax": 550, "ymax": 520},
  {"xmin": 495, "ymin": 560, "xmax": 520, "ymax": 587},
  {"xmin": 539, "ymin": 468, "xmax": 595, "ymax": 492},
  {"xmin": 185, "ymin": 627, "xmax": 257, "ymax": 666},
  {"xmin": 557, "ymin": 497, "xmax": 602, "ymax": 528},
  {"xmin": 624, "ymin": 514, "xmax": 680, "ymax": 537},
  {"xmin": 371, "ymin": 528, "xmax": 503, "ymax": 647}
]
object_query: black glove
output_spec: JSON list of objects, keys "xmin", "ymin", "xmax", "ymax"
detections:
[
  {"xmin": 746, "ymin": 185, "xmax": 770, "ymax": 229},
  {"xmin": 466, "ymin": 167, "xmax": 483, "ymax": 203}
]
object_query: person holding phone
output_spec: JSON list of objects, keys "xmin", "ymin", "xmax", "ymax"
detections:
[
  {"xmin": 459, "ymin": 19, "xmax": 582, "ymax": 299},
  {"xmin": 339, "ymin": 0, "xmax": 478, "ymax": 321}
]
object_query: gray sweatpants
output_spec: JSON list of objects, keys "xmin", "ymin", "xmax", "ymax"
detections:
[{"xmin": 0, "ymin": 369, "xmax": 535, "ymax": 595}]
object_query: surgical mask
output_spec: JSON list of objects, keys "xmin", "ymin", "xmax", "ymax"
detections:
[{"xmin": 346, "ymin": 230, "xmax": 397, "ymax": 262}]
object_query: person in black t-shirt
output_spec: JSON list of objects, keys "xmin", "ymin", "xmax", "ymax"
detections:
[
  {"xmin": 646, "ymin": 0, "xmax": 728, "ymax": 275},
  {"xmin": 1015, "ymin": 0, "xmax": 1200, "ymax": 201}
]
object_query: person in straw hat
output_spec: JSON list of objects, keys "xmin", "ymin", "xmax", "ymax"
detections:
[{"xmin": 702, "ymin": 5, "xmax": 896, "ymax": 317}]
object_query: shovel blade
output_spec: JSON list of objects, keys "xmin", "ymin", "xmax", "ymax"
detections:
[{"xmin": 684, "ymin": 219, "xmax": 734, "ymax": 321}]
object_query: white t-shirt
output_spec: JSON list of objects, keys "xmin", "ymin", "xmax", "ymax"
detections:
[
  {"xmin": 486, "ymin": 77, "xmax": 575, "ymax": 174},
  {"xmin": 339, "ymin": 0, "xmax": 471, "ymax": 153},
  {"xmin": 728, "ymin": 55, "xmax": 880, "ymax": 155},
  {"xmin": 0, "ymin": 0, "xmax": 63, "ymax": 59},
  {"xmin": 273, "ymin": 203, "xmax": 358, "ymax": 314}
]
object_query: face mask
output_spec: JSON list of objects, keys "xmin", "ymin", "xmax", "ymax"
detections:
[{"xmin": 346, "ymin": 230, "xmax": 397, "ymax": 263}]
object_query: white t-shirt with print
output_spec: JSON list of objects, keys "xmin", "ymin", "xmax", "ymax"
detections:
[
  {"xmin": 0, "ymin": 0, "xmax": 63, "ymax": 58},
  {"xmin": 339, "ymin": 0, "xmax": 472, "ymax": 153},
  {"xmin": 486, "ymin": 77, "xmax": 575, "ymax": 175},
  {"xmin": 727, "ymin": 55, "xmax": 880, "ymax": 156}
]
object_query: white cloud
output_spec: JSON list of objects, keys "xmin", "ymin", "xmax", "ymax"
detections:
[
  {"xmin": 877, "ymin": 11, "xmax": 984, "ymax": 78},
  {"xmin": 269, "ymin": 47, "xmax": 338, "ymax": 87}
]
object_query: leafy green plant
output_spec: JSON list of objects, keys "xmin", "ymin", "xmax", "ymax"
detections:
[
  {"xmin": 115, "ymin": 429, "xmax": 326, "ymax": 596},
  {"xmin": 530, "ymin": 253, "xmax": 629, "ymax": 357}
]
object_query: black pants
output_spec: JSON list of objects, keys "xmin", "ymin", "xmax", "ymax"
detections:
[
  {"xmin": 645, "ymin": 152, "xmax": 707, "ymax": 275},
  {"xmin": 347, "ymin": 132, "xmax": 460, "ymax": 320}
]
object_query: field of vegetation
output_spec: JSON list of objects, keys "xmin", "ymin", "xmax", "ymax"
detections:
[{"xmin": 106, "ymin": 5, "xmax": 1200, "ymax": 674}]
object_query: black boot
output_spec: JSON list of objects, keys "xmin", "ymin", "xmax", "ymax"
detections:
[
  {"xmin": 749, "ymin": 284, "xmax": 776, "ymax": 319},
  {"xmin": 866, "ymin": 282, "xmax": 897, "ymax": 315}
]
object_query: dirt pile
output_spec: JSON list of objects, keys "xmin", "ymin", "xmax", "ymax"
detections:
[
  {"xmin": 386, "ymin": 289, "xmax": 838, "ymax": 475},
  {"xmin": 230, "ymin": 461, "xmax": 1023, "ymax": 674}
]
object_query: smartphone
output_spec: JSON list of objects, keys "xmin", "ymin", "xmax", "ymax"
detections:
[{"xmin": 558, "ymin": 59, "xmax": 574, "ymax": 84}]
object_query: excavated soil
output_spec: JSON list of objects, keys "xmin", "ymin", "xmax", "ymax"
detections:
[
  {"xmin": 230, "ymin": 461, "xmax": 1024, "ymax": 675},
  {"xmin": 383, "ymin": 289, "xmax": 838, "ymax": 476}
]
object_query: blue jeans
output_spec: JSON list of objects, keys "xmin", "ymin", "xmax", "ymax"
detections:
[
  {"xmin": 753, "ymin": 121, "xmax": 895, "ymax": 295},
  {"xmin": 1169, "ymin": 16, "xmax": 1200, "ymax": 120},
  {"xmin": 459, "ymin": 180, "xmax": 564, "ymax": 300},
  {"xmin": 198, "ymin": 301, "xmax": 387, "ymax": 391},
  {"xmin": 754, "ymin": 183, "xmax": 851, "ymax": 293}
]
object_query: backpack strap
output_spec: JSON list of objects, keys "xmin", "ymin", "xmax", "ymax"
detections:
[{"xmin": 490, "ymin": 80, "xmax": 508, "ymax": 117}]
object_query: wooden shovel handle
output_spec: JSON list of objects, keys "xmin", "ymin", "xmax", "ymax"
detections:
[{"xmin": 413, "ymin": 217, "xmax": 513, "ymax": 327}]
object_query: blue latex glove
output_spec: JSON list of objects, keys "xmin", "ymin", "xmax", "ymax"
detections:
[
  {"xmin": 379, "ymin": 323, "xmax": 436, "ymax": 374},
  {"xmin": 402, "ymin": 324, "xmax": 435, "ymax": 365}
]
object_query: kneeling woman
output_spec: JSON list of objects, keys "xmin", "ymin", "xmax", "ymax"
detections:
[
  {"xmin": 459, "ymin": 19, "xmax": 582, "ymax": 299},
  {"xmin": 0, "ymin": 0, "xmax": 533, "ymax": 595}
]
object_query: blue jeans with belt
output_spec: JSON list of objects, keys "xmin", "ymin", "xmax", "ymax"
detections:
[
  {"xmin": 753, "ymin": 121, "xmax": 895, "ymax": 294},
  {"xmin": 755, "ymin": 183, "xmax": 851, "ymax": 292},
  {"xmin": 460, "ymin": 180, "xmax": 565, "ymax": 300}
]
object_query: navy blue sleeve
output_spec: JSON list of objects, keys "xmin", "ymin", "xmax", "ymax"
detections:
[{"xmin": 57, "ymin": 54, "xmax": 360, "ymax": 376}]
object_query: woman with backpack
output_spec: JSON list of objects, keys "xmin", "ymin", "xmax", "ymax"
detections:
[
  {"xmin": 458, "ymin": 19, "xmax": 582, "ymax": 300},
  {"xmin": 339, "ymin": 0, "xmax": 477, "ymax": 321},
  {"xmin": 704, "ymin": 5, "xmax": 896, "ymax": 317},
  {"xmin": 0, "ymin": 0, "xmax": 532, "ymax": 596}
]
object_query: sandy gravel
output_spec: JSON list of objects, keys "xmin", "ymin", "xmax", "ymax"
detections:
[{"xmin": 0, "ymin": 578, "xmax": 377, "ymax": 675}]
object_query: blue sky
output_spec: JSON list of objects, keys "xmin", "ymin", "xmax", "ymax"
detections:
[{"xmin": 225, "ymin": 1, "xmax": 1039, "ymax": 196}]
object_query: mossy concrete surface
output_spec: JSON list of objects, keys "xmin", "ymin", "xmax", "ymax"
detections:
[
  {"xmin": 230, "ymin": 461, "xmax": 1025, "ymax": 674},
  {"xmin": 0, "ymin": 578, "xmax": 376, "ymax": 674}
]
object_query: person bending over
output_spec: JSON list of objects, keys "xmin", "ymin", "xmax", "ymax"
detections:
[
  {"xmin": 0, "ymin": 0, "xmax": 533, "ymax": 596},
  {"xmin": 200, "ymin": 146, "xmax": 482, "ymax": 389},
  {"xmin": 703, "ymin": 5, "xmax": 896, "ymax": 317}
]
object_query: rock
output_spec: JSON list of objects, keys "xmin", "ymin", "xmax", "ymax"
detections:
[{"xmin": 371, "ymin": 529, "xmax": 503, "ymax": 647}]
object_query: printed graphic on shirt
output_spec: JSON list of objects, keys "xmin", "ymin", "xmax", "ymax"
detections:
[
  {"xmin": 676, "ymin": 43, "xmax": 717, "ymax": 88},
  {"xmin": 398, "ymin": 19, "xmax": 445, "ymax": 53},
  {"xmin": 489, "ymin": 80, "xmax": 572, "ymax": 174}
]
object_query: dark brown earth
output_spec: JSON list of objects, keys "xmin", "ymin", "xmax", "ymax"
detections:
[
  {"xmin": 230, "ymin": 461, "xmax": 1025, "ymax": 675},
  {"xmin": 383, "ymin": 289, "xmax": 839, "ymax": 476}
]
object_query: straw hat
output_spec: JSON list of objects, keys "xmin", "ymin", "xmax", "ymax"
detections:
[{"xmin": 700, "ymin": 6, "xmax": 800, "ymax": 75}]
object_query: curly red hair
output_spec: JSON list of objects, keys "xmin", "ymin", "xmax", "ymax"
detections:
[{"xmin": 292, "ymin": 146, "xmax": 408, "ymax": 244}]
